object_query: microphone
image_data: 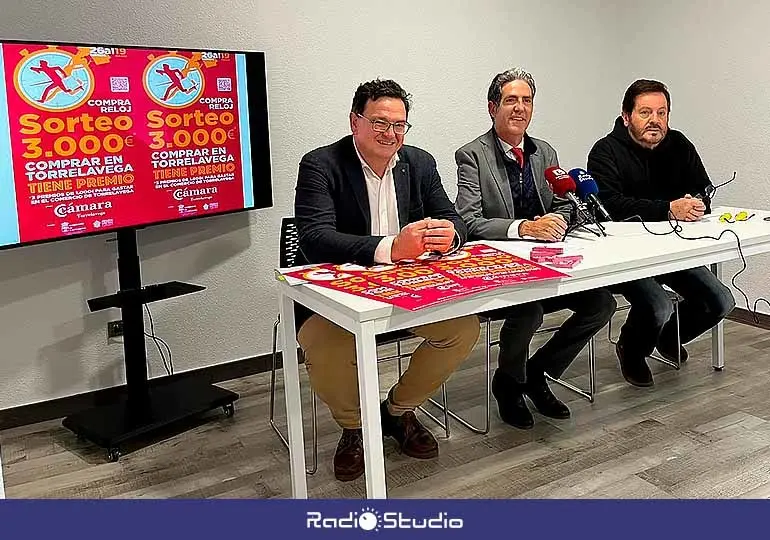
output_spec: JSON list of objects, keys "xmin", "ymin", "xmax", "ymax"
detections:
[
  {"xmin": 544, "ymin": 166, "xmax": 583, "ymax": 210},
  {"xmin": 568, "ymin": 168, "xmax": 612, "ymax": 221},
  {"xmin": 693, "ymin": 183, "xmax": 715, "ymax": 213},
  {"xmin": 694, "ymin": 183, "xmax": 715, "ymax": 200},
  {"xmin": 544, "ymin": 166, "xmax": 605, "ymax": 237}
]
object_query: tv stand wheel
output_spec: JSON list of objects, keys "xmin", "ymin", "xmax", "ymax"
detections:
[
  {"xmin": 107, "ymin": 447, "xmax": 122, "ymax": 462},
  {"xmin": 223, "ymin": 403, "xmax": 235, "ymax": 418}
]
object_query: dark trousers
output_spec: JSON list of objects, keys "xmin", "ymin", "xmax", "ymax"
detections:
[
  {"xmin": 493, "ymin": 288, "xmax": 616, "ymax": 383},
  {"xmin": 612, "ymin": 266, "xmax": 735, "ymax": 357}
]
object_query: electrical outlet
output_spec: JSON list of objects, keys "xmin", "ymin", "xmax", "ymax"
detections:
[{"xmin": 107, "ymin": 320, "xmax": 124, "ymax": 339}]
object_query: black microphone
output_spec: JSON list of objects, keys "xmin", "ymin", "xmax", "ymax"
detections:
[
  {"xmin": 569, "ymin": 168, "xmax": 612, "ymax": 221},
  {"xmin": 693, "ymin": 183, "xmax": 715, "ymax": 200},
  {"xmin": 693, "ymin": 183, "xmax": 715, "ymax": 213}
]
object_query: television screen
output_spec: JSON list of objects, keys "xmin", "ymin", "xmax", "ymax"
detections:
[{"xmin": 0, "ymin": 40, "xmax": 272, "ymax": 249}]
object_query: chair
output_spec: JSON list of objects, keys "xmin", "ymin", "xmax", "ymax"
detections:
[
  {"xmin": 481, "ymin": 312, "xmax": 598, "ymax": 403},
  {"xmin": 607, "ymin": 290, "xmax": 683, "ymax": 370},
  {"xmin": 269, "ymin": 218, "xmax": 319, "ymax": 472},
  {"xmin": 269, "ymin": 217, "xmax": 491, "ymax": 475},
  {"xmin": 422, "ymin": 321, "xmax": 492, "ymax": 435},
  {"xmin": 478, "ymin": 288, "xmax": 683, "ymax": 405}
]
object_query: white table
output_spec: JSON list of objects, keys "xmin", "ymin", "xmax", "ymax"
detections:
[{"xmin": 277, "ymin": 206, "xmax": 770, "ymax": 499}]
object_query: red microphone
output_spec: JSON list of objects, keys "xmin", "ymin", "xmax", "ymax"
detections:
[
  {"xmin": 544, "ymin": 166, "xmax": 606, "ymax": 237},
  {"xmin": 544, "ymin": 166, "xmax": 580, "ymax": 206}
]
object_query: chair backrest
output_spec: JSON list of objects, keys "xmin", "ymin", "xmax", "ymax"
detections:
[{"xmin": 279, "ymin": 217, "xmax": 300, "ymax": 268}]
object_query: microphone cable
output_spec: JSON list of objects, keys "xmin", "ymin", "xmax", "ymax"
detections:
[
  {"xmin": 708, "ymin": 171, "xmax": 737, "ymax": 200},
  {"xmin": 621, "ymin": 212, "xmax": 768, "ymax": 324}
]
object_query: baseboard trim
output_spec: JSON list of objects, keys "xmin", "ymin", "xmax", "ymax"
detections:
[
  {"xmin": 2, "ymin": 310, "xmax": 765, "ymax": 432},
  {"xmin": 0, "ymin": 350, "xmax": 291, "ymax": 431},
  {"xmin": 727, "ymin": 307, "xmax": 770, "ymax": 330}
]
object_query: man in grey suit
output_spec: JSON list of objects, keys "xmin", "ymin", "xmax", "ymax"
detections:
[{"xmin": 455, "ymin": 68, "xmax": 616, "ymax": 429}]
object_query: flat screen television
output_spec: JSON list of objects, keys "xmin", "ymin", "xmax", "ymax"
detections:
[
  {"xmin": 0, "ymin": 39, "xmax": 273, "ymax": 458},
  {"xmin": 0, "ymin": 39, "xmax": 272, "ymax": 250}
]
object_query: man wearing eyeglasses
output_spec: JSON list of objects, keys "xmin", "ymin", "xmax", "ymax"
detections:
[
  {"xmin": 293, "ymin": 78, "xmax": 480, "ymax": 482},
  {"xmin": 587, "ymin": 79, "xmax": 736, "ymax": 387},
  {"xmin": 454, "ymin": 67, "xmax": 616, "ymax": 430}
]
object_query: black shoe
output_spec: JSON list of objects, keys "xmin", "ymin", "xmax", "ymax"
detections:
[
  {"xmin": 525, "ymin": 377, "xmax": 571, "ymax": 419},
  {"xmin": 616, "ymin": 341, "xmax": 654, "ymax": 387},
  {"xmin": 492, "ymin": 370, "xmax": 534, "ymax": 429},
  {"xmin": 656, "ymin": 339, "xmax": 688, "ymax": 364}
]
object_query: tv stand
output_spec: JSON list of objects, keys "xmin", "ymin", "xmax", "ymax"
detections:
[{"xmin": 62, "ymin": 227, "xmax": 239, "ymax": 462}]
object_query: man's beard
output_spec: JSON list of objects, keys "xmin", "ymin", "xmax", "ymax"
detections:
[{"xmin": 631, "ymin": 124, "xmax": 666, "ymax": 147}]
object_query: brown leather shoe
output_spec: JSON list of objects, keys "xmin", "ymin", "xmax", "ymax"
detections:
[
  {"xmin": 380, "ymin": 401, "xmax": 438, "ymax": 459},
  {"xmin": 333, "ymin": 428, "xmax": 364, "ymax": 482}
]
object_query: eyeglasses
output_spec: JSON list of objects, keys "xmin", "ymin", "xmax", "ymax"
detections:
[
  {"xmin": 356, "ymin": 113, "xmax": 412, "ymax": 135},
  {"xmin": 719, "ymin": 211, "xmax": 754, "ymax": 223}
]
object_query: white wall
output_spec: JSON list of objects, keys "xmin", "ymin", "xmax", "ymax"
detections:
[
  {"xmin": 612, "ymin": 1, "xmax": 770, "ymax": 315},
  {"xmin": 0, "ymin": 0, "xmax": 677, "ymax": 410}
]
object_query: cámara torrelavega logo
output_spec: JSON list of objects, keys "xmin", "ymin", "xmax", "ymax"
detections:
[
  {"xmin": 54, "ymin": 200, "xmax": 112, "ymax": 218},
  {"xmin": 306, "ymin": 507, "xmax": 464, "ymax": 532},
  {"xmin": 172, "ymin": 186, "xmax": 217, "ymax": 201}
]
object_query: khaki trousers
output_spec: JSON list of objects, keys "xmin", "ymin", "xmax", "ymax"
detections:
[{"xmin": 297, "ymin": 314, "xmax": 480, "ymax": 429}]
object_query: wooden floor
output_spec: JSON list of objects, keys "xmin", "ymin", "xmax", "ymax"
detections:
[{"xmin": 3, "ymin": 313, "xmax": 770, "ymax": 499}]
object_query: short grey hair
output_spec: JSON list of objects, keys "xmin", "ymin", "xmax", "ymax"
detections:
[{"xmin": 487, "ymin": 67, "xmax": 536, "ymax": 107}]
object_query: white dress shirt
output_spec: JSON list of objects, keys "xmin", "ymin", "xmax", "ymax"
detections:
[
  {"xmin": 353, "ymin": 141, "xmax": 400, "ymax": 264},
  {"xmin": 498, "ymin": 136, "xmax": 529, "ymax": 239}
]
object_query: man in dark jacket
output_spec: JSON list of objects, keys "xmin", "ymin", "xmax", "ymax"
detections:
[
  {"xmin": 587, "ymin": 79, "xmax": 735, "ymax": 387},
  {"xmin": 294, "ymin": 78, "xmax": 480, "ymax": 482}
]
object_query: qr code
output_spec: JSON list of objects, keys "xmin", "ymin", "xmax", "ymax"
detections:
[
  {"xmin": 217, "ymin": 77, "xmax": 232, "ymax": 92},
  {"xmin": 110, "ymin": 76, "xmax": 130, "ymax": 93}
]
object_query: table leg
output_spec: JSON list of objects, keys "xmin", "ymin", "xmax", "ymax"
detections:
[
  {"xmin": 0, "ymin": 443, "xmax": 5, "ymax": 499},
  {"xmin": 356, "ymin": 321, "xmax": 387, "ymax": 498},
  {"xmin": 279, "ymin": 294, "xmax": 308, "ymax": 498},
  {"xmin": 711, "ymin": 262, "xmax": 725, "ymax": 370}
]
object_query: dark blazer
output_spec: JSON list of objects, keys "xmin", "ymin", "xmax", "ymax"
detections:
[{"xmin": 292, "ymin": 135, "xmax": 467, "ymax": 328}]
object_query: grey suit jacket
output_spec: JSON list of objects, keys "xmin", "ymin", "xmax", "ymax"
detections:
[{"xmin": 454, "ymin": 128, "xmax": 572, "ymax": 240}]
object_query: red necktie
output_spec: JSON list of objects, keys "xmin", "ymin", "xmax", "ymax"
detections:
[{"xmin": 511, "ymin": 147, "xmax": 525, "ymax": 168}]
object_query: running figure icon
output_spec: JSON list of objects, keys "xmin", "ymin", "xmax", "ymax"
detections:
[
  {"xmin": 155, "ymin": 62, "xmax": 199, "ymax": 102},
  {"xmin": 29, "ymin": 59, "xmax": 85, "ymax": 104}
]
